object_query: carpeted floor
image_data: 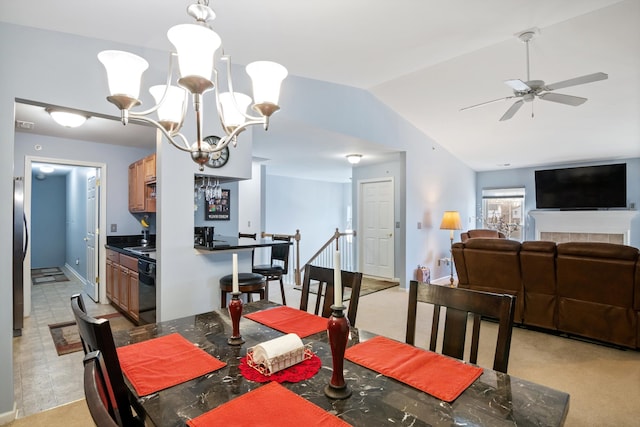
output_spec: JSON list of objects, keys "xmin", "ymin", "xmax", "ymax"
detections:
[
  {"xmin": 48, "ymin": 312, "xmax": 133, "ymax": 356},
  {"xmin": 294, "ymin": 275, "xmax": 398, "ymax": 300},
  {"xmin": 6, "ymin": 400, "xmax": 90, "ymax": 427},
  {"xmin": 31, "ymin": 267, "xmax": 69, "ymax": 285}
]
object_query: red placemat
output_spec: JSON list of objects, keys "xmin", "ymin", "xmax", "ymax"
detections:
[
  {"xmin": 238, "ymin": 353, "xmax": 322, "ymax": 383},
  {"xmin": 344, "ymin": 336, "xmax": 482, "ymax": 402},
  {"xmin": 244, "ymin": 306, "xmax": 327, "ymax": 338},
  {"xmin": 116, "ymin": 333, "xmax": 226, "ymax": 396},
  {"xmin": 186, "ymin": 382, "xmax": 351, "ymax": 427}
]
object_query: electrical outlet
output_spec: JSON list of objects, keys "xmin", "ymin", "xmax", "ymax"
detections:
[
  {"xmin": 75, "ymin": 258, "xmax": 80, "ymax": 265},
  {"xmin": 417, "ymin": 222, "xmax": 422, "ymax": 229},
  {"xmin": 110, "ymin": 224, "xmax": 117, "ymax": 232}
]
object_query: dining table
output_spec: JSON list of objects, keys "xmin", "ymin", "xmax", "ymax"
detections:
[{"xmin": 111, "ymin": 300, "xmax": 570, "ymax": 427}]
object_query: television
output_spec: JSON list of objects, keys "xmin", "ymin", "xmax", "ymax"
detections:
[{"xmin": 534, "ymin": 163, "xmax": 627, "ymax": 210}]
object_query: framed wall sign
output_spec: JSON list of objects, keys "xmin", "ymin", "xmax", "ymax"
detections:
[{"xmin": 205, "ymin": 189, "xmax": 230, "ymax": 221}]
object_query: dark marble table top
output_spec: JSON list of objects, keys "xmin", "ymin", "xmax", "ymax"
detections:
[{"xmin": 112, "ymin": 301, "xmax": 569, "ymax": 427}]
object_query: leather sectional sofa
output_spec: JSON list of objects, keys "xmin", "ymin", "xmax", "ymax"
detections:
[{"xmin": 452, "ymin": 238, "xmax": 640, "ymax": 349}]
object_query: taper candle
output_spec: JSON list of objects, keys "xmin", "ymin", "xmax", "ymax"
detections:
[
  {"xmin": 232, "ymin": 253, "xmax": 239, "ymax": 294},
  {"xmin": 334, "ymin": 250, "xmax": 342, "ymax": 307}
]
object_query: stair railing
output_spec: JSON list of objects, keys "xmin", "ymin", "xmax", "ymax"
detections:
[{"xmin": 297, "ymin": 228, "xmax": 356, "ymax": 287}]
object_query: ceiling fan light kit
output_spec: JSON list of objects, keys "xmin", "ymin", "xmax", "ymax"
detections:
[{"xmin": 461, "ymin": 27, "xmax": 608, "ymax": 121}]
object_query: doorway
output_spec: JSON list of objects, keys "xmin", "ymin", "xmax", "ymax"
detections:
[
  {"xmin": 23, "ymin": 156, "xmax": 107, "ymax": 315},
  {"xmin": 358, "ymin": 178, "xmax": 395, "ymax": 279}
]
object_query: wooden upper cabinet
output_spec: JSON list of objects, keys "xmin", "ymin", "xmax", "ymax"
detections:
[
  {"xmin": 129, "ymin": 154, "xmax": 156, "ymax": 213},
  {"xmin": 128, "ymin": 161, "xmax": 145, "ymax": 212},
  {"xmin": 143, "ymin": 154, "xmax": 156, "ymax": 183}
]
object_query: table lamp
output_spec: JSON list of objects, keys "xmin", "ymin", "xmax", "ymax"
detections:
[{"xmin": 440, "ymin": 211, "xmax": 462, "ymax": 286}]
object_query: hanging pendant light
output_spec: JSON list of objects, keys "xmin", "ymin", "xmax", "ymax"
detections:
[{"xmin": 97, "ymin": 0, "xmax": 287, "ymax": 171}]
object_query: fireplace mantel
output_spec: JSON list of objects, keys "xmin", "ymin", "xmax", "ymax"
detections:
[{"xmin": 529, "ymin": 210, "xmax": 637, "ymax": 245}]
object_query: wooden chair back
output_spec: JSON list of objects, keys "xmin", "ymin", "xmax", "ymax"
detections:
[
  {"xmin": 83, "ymin": 350, "xmax": 121, "ymax": 427},
  {"xmin": 299, "ymin": 265, "xmax": 363, "ymax": 326},
  {"xmin": 405, "ymin": 281, "xmax": 515, "ymax": 373},
  {"xmin": 71, "ymin": 294, "xmax": 141, "ymax": 426}
]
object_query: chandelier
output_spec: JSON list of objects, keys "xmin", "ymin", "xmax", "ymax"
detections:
[{"xmin": 97, "ymin": 0, "xmax": 287, "ymax": 171}]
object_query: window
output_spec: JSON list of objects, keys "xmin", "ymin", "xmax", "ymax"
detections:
[{"xmin": 481, "ymin": 188, "xmax": 525, "ymax": 241}]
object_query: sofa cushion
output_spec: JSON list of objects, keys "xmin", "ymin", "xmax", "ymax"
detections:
[
  {"xmin": 556, "ymin": 242, "xmax": 638, "ymax": 347},
  {"xmin": 520, "ymin": 241, "xmax": 557, "ymax": 329},
  {"xmin": 461, "ymin": 229, "xmax": 506, "ymax": 242},
  {"xmin": 458, "ymin": 238, "xmax": 523, "ymax": 322}
]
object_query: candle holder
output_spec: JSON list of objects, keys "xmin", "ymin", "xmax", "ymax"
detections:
[
  {"xmin": 227, "ymin": 292, "xmax": 245, "ymax": 346},
  {"xmin": 324, "ymin": 305, "xmax": 352, "ymax": 400}
]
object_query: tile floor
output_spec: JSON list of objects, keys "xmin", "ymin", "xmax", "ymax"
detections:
[{"xmin": 12, "ymin": 269, "xmax": 122, "ymax": 418}]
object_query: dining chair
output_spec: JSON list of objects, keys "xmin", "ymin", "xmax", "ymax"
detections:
[
  {"xmin": 252, "ymin": 234, "xmax": 292, "ymax": 306},
  {"xmin": 299, "ymin": 264, "xmax": 363, "ymax": 326},
  {"xmin": 405, "ymin": 281, "xmax": 516, "ymax": 373},
  {"xmin": 71, "ymin": 294, "xmax": 144, "ymax": 426},
  {"xmin": 83, "ymin": 350, "xmax": 120, "ymax": 427}
]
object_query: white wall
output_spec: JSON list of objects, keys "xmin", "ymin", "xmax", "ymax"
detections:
[{"xmin": 263, "ymin": 174, "xmax": 349, "ymax": 267}]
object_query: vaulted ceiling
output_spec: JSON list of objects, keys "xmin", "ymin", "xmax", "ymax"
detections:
[{"xmin": 4, "ymin": 0, "xmax": 639, "ymax": 182}]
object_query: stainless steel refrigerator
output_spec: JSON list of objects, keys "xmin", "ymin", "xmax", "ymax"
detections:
[{"xmin": 13, "ymin": 177, "xmax": 28, "ymax": 337}]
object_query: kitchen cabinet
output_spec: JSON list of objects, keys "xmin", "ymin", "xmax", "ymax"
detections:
[
  {"xmin": 129, "ymin": 153, "xmax": 156, "ymax": 213},
  {"xmin": 105, "ymin": 249, "xmax": 140, "ymax": 324}
]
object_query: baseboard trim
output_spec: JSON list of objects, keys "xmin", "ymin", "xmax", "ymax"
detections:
[
  {"xmin": 64, "ymin": 263, "xmax": 86, "ymax": 285},
  {"xmin": 0, "ymin": 402, "xmax": 17, "ymax": 424}
]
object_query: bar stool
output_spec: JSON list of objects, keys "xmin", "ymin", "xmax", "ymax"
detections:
[
  {"xmin": 252, "ymin": 235, "xmax": 291, "ymax": 306},
  {"xmin": 219, "ymin": 272, "xmax": 266, "ymax": 308}
]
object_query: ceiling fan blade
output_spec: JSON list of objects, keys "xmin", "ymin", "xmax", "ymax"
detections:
[
  {"xmin": 539, "ymin": 92, "xmax": 587, "ymax": 106},
  {"xmin": 460, "ymin": 96, "xmax": 515, "ymax": 111},
  {"xmin": 504, "ymin": 79, "xmax": 531, "ymax": 92},
  {"xmin": 499, "ymin": 100, "xmax": 524, "ymax": 121},
  {"xmin": 545, "ymin": 72, "xmax": 608, "ymax": 91}
]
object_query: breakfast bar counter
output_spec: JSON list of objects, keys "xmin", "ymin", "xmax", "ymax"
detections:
[{"xmin": 194, "ymin": 235, "xmax": 291, "ymax": 251}]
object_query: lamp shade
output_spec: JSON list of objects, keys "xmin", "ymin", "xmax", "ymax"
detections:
[
  {"xmin": 245, "ymin": 61, "xmax": 288, "ymax": 105},
  {"xmin": 167, "ymin": 24, "xmax": 221, "ymax": 82},
  {"xmin": 219, "ymin": 92, "xmax": 252, "ymax": 127},
  {"xmin": 440, "ymin": 211, "xmax": 462, "ymax": 230},
  {"xmin": 149, "ymin": 85, "xmax": 187, "ymax": 124},
  {"xmin": 97, "ymin": 50, "xmax": 149, "ymax": 99}
]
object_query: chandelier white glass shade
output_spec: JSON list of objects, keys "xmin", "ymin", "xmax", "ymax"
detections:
[{"xmin": 97, "ymin": 0, "xmax": 287, "ymax": 171}]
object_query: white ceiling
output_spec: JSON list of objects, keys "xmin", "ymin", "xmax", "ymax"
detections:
[{"xmin": 4, "ymin": 0, "xmax": 639, "ymax": 181}]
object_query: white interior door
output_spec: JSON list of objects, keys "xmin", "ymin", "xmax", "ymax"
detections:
[
  {"xmin": 85, "ymin": 173, "xmax": 99, "ymax": 301},
  {"xmin": 359, "ymin": 178, "xmax": 394, "ymax": 279}
]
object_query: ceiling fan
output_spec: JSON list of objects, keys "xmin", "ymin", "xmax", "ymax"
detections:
[{"xmin": 461, "ymin": 29, "xmax": 608, "ymax": 121}]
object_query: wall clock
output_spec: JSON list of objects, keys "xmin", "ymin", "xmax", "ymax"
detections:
[{"xmin": 204, "ymin": 135, "xmax": 230, "ymax": 168}]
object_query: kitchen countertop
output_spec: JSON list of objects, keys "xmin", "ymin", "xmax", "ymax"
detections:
[
  {"xmin": 194, "ymin": 235, "xmax": 291, "ymax": 251},
  {"xmin": 106, "ymin": 235, "xmax": 156, "ymax": 261}
]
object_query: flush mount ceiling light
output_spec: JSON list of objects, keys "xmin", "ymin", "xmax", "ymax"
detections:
[
  {"xmin": 346, "ymin": 154, "xmax": 362, "ymax": 164},
  {"xmin": 46, "ymin": 109, "xmax": 88, "ymax": 128},
  {"xmin": 97, "ymin": 0, "xmax": 288, "ymax": 171},
  {"xmin": 39, "ymin": 165, "xmax": 55, "ymax": 173}
]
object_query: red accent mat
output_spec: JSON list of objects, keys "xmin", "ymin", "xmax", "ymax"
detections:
[
  {"xmin": 186, "ymin": 381, "xmax": 351, "ymax": 427},
  {"xmin": 116, "ymin": 333, "xmax": 226, "ymax": 396},
  {"xmin": 238, "ymin": 353, "xmax": 322, "ymax": 383},
  {"xmin": 244, "ymin": 306, "xmax": 327, "ymax": 338},
  {"xmin": 344, "ymin": 336, "xmax": 483, "ymax": 402}
]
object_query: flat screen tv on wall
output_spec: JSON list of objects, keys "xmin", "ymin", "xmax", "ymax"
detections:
[{"xmin": 534, "ymin": 163, "xmax": 627, "ymax": 209}]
